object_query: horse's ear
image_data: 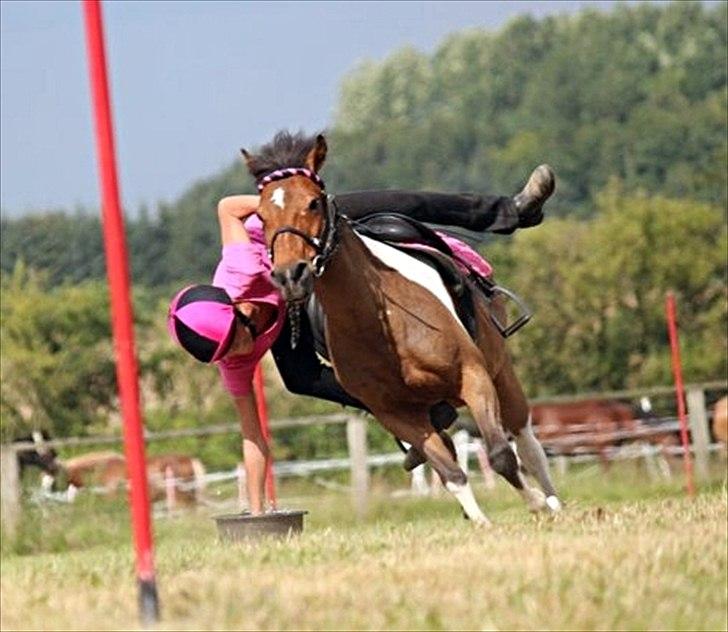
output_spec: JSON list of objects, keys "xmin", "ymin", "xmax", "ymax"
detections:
[
  {"xmin": 240, "ymin": 148, "xmax": 255, "ymax": 175},
  {"xmin": 305, "ymin": 134, "xmax": 327, "ymax": 173}
]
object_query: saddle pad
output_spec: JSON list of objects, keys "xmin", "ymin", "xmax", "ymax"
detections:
[
  {"xmin": 435, "ymin": 232, "xmax": 494, "ymax": 279},
  {"xmin": 356, "ymin": 233, "xmax": 467, "ymax": 333}
]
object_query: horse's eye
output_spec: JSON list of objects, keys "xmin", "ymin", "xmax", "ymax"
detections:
[{"xmin": 308, "ymin": 198, "xmax": 320, "ymax": 212}]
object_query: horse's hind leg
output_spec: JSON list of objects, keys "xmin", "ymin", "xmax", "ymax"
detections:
[
  {"xmin": 514, "ymin": 419, "xmax": 562, "ymax": 512},
  {"xmin": 378, "ymin": 410, "xmax": 490, "ymax": 526},
  {"xmin": 460, "ymin": 366, "xmax": 525, "ymax": 495},
  {"xmin": 494, "ymin": 364, "xmax": 561, "ymax": 511}
]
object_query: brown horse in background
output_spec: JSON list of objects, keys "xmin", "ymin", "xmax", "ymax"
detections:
[
  {"xmin": 243, "ymin": 132, "xmax": 561, "ymax": 524},
  {"xmin": 531, "ymin": 399, "xmax": 676, "ymax": 465},
  {"xmin": 48, "ymin": 451, "xmax": 206, "ymax": 505},
  {"xmin": 713, "ymin": 396, "xmax": 728, "ymax": 445}
]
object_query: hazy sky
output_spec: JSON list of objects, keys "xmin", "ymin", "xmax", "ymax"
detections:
[{"xmin": 1, "ymin": 0, "xmax": 649, "ymax": 215}]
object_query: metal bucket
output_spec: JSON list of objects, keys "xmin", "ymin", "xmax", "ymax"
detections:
[{"xmin": 213, "ymin": 509, "xmax": 308, "ymax": 542}]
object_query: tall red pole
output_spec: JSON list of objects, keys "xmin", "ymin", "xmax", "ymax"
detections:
[
  {"xmin": 665, "ymin": 291, "xmax": 696, "ymax": 497},
  {"xmin": 253, "ymin": 365, "xmax": 277, "ymax": 507},
  {"xmin": 82, "ymin": 0, "xmax": 160, "ymax": 622}
]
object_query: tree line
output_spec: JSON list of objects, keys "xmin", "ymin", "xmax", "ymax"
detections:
[{"xmin": 1, "ymin": 2, "xmax": 726, "ymax": 445}]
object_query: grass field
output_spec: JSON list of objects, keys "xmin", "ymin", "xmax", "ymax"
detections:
[{"xmin": 1, "ymin": 463, "xmax": 727, "ymax": 631}]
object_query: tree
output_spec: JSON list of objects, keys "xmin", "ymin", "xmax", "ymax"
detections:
[{"xmin": 489, "ymin": 189, "xmax": 727, "ymax": 395}]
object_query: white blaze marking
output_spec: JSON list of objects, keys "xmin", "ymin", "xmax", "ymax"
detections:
[
  {"xmin": 271, "ymin": 187, "xmax": 285, "ymax": 209},
  {"xmin": 357, "ymin": 233, "xmax": 466, "ymax": 332},
  {"xmin": 446, "ymin": 480, "xmax": 490, "ymax": 526}
]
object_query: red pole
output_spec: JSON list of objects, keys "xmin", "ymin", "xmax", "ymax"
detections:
[
  {"xmin": 253, "ymin": 365, "xmax": 277, "ymax": 507},
  {"xmin": 82, "ymin": 0, "xmax": 160, "ymax": 622},
  {"xmin": 665, "ymin": 291, "xmax": 696, "ymax": 497}
]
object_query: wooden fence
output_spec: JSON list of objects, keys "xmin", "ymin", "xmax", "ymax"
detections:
[{"xmin": 2, "ymin": 381, "xmax": 725, "ymax": 536}]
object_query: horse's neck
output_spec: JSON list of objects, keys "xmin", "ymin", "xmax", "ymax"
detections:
[{"xmin": 314, "ymin": 221, "xmax": 385, "ymax": 322}]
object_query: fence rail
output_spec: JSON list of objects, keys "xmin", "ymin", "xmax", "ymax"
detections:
[{"xmin": 2, "ymin": 381, "xmax": 725, "ymax": 535}]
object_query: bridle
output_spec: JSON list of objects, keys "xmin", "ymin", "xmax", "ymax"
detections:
[
  {"xmin": 259, "ymin": 168, "xmax": 341, "ymax": 278},
  {"xmin": 257, "ymin": 167, "xmax": 342, "ymax": 349}
]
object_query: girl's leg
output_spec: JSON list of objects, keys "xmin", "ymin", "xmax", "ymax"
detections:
[{"xmin": 335, "ymin": 165, "xmax": 554, "ymax": 235}]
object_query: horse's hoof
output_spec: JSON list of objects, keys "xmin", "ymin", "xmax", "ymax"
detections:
[
  {"xmin": 545, "ymin": 495, "xmax": 563, "ymax": 513},
  {"xmin": 402, "ymin": 446, "xmax": 426, "ymax": 471},
  {"xmin": 526, "ymin": 489, "xmax": 548, "ymax": 513},
  {"xmin": 471, "ymin": 515, "xmax": 492, "ymax": 528}
]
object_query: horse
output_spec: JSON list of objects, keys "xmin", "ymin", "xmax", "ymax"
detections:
[
  {"xmin": 713, "ymin": 396, "xmax": 728, "ymax": 445},
  {"xmin": 48, "ymin": 451, "xmax": 206, "ymax": 505},
  {"xmin": 242, "ymin": 131, "xmax": 561, "ymax": 524},
  {"xmin": 13, "ymin": 430, "xmax": 60, "ymax": 477},
  {"xmin": 530, "ymin": 398, "xmax": 678, "ymax": 468}
]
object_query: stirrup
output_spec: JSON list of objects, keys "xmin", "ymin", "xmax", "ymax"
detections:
[{"xmin": 488, "ymin": 285, "xmax": 532, "ymax": 338}]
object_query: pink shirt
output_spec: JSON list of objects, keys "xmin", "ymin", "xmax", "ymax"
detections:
[{"xmin": 212, "ymin": 215, "xmax": 285, "ymax": 397}]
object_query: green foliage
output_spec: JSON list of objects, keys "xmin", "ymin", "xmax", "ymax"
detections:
[
  {"xmin": 329, "ymin": 2, "xmax": 727, "ymax": 213},
  {"xmin": 0, "ymin": 2, "xmax": 725, "ymax": 452},
  {"xmin": 490, "ymin": 190, "xmax": 727, "ymax": 395},
  {"xmin": 0, "ymin": 265, "xmax": 117, "ymax": 439},
  {"xmin": 1, "ymin": 2, "xmax": 725, "ymax": 287}
]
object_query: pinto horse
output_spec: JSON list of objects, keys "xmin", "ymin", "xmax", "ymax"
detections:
[{"xmin": 243, "ymin": 131, "xmax": 561, "ymax": 524}]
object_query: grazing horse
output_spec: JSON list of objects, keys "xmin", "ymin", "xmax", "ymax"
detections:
[
  {"xmin": 243, "ymin": 132, "xmax": 561, "ymax": 524},
  {"xmin": 50, "ymin": 451, "xmax": 206, "ymax": 505},
  {"xmin": 13, "ymin": 430, "xmax": 60, "ymax": 477}
]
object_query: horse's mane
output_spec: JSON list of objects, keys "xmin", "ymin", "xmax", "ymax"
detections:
[{"xmin": 245, "ymin": 130, "xmax": 321, "ymax": 180}]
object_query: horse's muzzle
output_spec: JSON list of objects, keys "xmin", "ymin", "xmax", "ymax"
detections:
[{"xmin": 272, "ymin": 261, "xmax": 313, "ymax": 303}]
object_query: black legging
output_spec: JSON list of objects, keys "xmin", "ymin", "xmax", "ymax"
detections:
[
  {"xmin": 270, "ymin": 189, "xmax": 522, "ymax": 411},
  {"xmin": 336, "ymin": 190, "xmax": 520, "ymax": 234}
]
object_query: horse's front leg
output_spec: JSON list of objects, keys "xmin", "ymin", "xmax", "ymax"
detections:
[{"xmin": 376, "ymin": 409, "xmax": 491, "ymax": 527}]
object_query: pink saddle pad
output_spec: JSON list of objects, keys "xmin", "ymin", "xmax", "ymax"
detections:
[{"xmin": 434, "ymin": 232, "xmax": 493, "ymax": 279}]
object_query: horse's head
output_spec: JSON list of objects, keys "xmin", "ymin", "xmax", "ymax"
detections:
[
  {"xmin": 15, "ymin": 430, "xmax": 61, "ymax": 476},
  {"xmin": 242, "ymin": 131, "xmax": 331, "ymax": 303}
]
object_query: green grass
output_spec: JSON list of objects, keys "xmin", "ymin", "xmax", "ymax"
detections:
[{"xmin": 1, "ymin": 462, "xmax": 727, "ymax": 631}]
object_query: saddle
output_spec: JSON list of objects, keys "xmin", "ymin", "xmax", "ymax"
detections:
[{"xmin": 350, "ymin": 213, "xmax": 532, "ymax": 339}]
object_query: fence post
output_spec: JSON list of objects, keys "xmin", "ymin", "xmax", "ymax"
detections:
[
  {"xmin": 0, "ymin": 446, "xmax": 20, "ymax": 540},
  {"xmin": 164, "ymin": 466, "xmax": 176, "ymax": 514},
  {"xmin": 346, "ymin": 415, "xmax": 369, "ymax": 517},
  {"xmin": 686, "ymin": 387, "xmax": 710, "ymax": 480}
]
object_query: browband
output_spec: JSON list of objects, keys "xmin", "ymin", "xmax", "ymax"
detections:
[{"xmin": 256, "ymin": 167, "xmax": 325, "ymax": 192}]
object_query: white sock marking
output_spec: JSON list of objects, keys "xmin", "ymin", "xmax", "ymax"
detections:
[
  {"xmin": 41, "ymin": 473, "xmax": 54, "ymax": 492},
  {"xmin": 446, "ymin": 480, "xmax": 490, "ymax": 526},
  {"xmin": 546, "ymin": 495, "xmax": 562, "ymax": 512},
  {"xmin": 271, "ymin": 187, "xmax": 285, "ymax": 209}
]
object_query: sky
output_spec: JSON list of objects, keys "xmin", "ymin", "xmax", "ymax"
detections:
[{"xmin": 1, "ymin": 0, "xmax": 652, "ymax": 216}]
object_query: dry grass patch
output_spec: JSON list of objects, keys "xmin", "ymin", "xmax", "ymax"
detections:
[{"xmin": 2, "ymin": 487, "xmax": 726, "ymax": 631}]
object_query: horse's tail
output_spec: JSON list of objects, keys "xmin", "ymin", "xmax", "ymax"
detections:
[{"xmin": 190, "ymin": 458, "xmax": 206, "ymax": 502}]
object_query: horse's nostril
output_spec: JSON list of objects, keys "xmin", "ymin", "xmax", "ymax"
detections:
[
  {"xmin": 289, "ymin": 261, "xmax": 309, "ymax": 283},
  {"xmin": 271, "ymin": 269, "xmax": 287, "ymax": 288}
]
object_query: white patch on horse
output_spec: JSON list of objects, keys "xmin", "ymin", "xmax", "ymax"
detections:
[
  {"xmin": 41, "ymin": 473, "xmax": 54, "ymax": 492},
  {"xmin": 357, "ymin": 233, "xmax": 466, "ymax": 332},
  {"xmin": 445, "ymin": 480, "xmax": 491, "ymax": 526},
  {"xmin": 271, "ymin": 187, "xmax": 285, "ymax": 209}
]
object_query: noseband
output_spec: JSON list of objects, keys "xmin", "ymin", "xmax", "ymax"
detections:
[{"xmin": 259, "ymin": 168, "xmax": 341, "ymax": 278}]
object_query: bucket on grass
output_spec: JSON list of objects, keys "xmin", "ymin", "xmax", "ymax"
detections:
[{"xmin": 213, "ymin": 509, "xmax": 307, "ymax": 542}]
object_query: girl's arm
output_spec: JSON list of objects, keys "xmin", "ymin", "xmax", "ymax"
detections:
[
  {"xmin": 217, "ymin": 195, "xmax": 260, "ymax": 246},
  {"xmin": 234, "ymin": 392, "xmax": 271, "ymax": 514}
]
